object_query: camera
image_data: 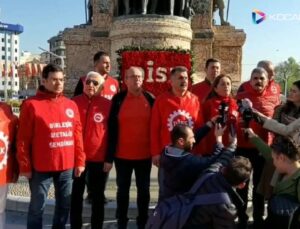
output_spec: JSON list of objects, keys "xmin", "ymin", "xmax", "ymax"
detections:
[
  {"xmin": 216, "ymin": 101, "xmax": 229, "ymax": 126},
  {"xmin": 237, "ymin": 99, "xmax": 253, "ymax": 126}
]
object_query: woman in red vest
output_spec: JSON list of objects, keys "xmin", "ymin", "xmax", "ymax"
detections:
[
  {"xmin": 202, "ymin": 74, "xmax": 238, "ymax": 155},
  {"xmin": 0, "ymin": 103, "xmax": 18, "ymax": 228}
]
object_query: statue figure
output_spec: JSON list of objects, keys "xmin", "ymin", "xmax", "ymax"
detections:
[
  {"xmin": 121, "ymin": 0, "xmax": 151, "ymax": 15},
  {"xmin": 213, "ymin": 0, "xmax": 230, "ymax": 25},
  {"xmin": 87, "ymin": 0, "xmax": 93, "ymax": 23}
]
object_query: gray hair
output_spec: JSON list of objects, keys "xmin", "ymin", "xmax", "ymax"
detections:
[
  {"xmin": 251, "ymin": 67, "xmax": 268, "ymax": 78},
  {"xmin": 86, "ymin": 71, "xmax": 105, "ymax": 86}
]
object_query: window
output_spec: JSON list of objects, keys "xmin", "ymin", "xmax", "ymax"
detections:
[
  {"xmin": 15, "ymin": 73, "xmax": 18, "ymax": 77},
  {"xmin": 1, "ymin": 38, "xmax": 4, "ymax": 42},
  {"xmin": 2, "ymin": 82, "xmax": 4, "ymax": 86},
  {"xmin": 1, "ymin": 56, "xmax": 4, "ymax": 60},
  {"xmin": 15, "ymin": 40, "xmax": 17, "ymax": 44},
  {"xmin": 15, "ymin": 82, "xmax": 18, "ymax": 86},
  {"xmin": 15, "ymin": 56, "xmax": 17, "ymax": 61},
  {"xmin": 15, "ymin": 48, "xmax": 17, "ymax": 52},
  {"xmin": 7, "ymin": 39, "xmax": 11, "ymax": 43},
  {"xmin": 1, "ymin": 47, "xmax": 4, "ymax": 51},
  {"xmin": 8, "ymin": 82, "xmax": 11, "ymax": 86}
]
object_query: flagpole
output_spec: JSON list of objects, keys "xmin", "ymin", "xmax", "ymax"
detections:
[{"xmin": 226, "ymin": 0, "xmax": 230, "ymax": 22}]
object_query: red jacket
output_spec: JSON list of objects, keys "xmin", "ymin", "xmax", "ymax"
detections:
[
  {"xmin": 236, "ymin": 82, "xmax": 281, "ymax": 147},
  {"xmin": 191, "ymin": 79, "xmax": 212, "ymax": 104},
  {"xmin": 73, "ymin": 94, "xmax": 111, "ymax": 162},
  {"xmin": 17, "ymin": 89, "xmax": 85, "ymax": 173},
  {"xmin": 151, "ymin": 90, "xmax": 203, "ymax": 156},
  {"xmin": 202, "ymin": 96, "xmax": 238, "ymax": 155},
  {"xmin": 79, "ymin": 75, "xmax": 119, "ymax": 100},
  {"xmin": 0, "ymin": 103, "xmax": 18, "ymax": 185}
]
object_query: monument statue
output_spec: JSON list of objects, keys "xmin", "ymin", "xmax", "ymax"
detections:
[
  {"xmin": 213, "ymin": 0, "xmax": 230, "ymax": 25},
  {"xmin": 118, "ymin": 0, "xmax": 193, "ymax": 18}
]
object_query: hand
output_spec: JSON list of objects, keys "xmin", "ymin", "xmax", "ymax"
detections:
[
  {"xmin": 74, "ymin": 166, "xmax": 85, "ymax": 177},
  {"xmin": 152, "ymin": 155, "xmax": 161, "ymax": 167},
  {"xmin": 103, "ymin": 162, "xmax": 113, "ymax": 173},
  {"xmin": 243, "ymin": 128, "xmax": 257, "ymax": 138},
  {"xmin": 20, "ymin": 172, "xmax": 32, "ymax": 179},
  {"xmin": 214, "ymin": 123, "xmax": 226, "ymax": 137},
  {"xmin": 210, "ymin": 115, "xmax": 220, "ymax": 125},
  {"xmin": 228, "ymin": 130, "xmax": 237, "ymax": 146}
]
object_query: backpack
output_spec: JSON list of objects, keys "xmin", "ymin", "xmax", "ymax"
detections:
[{"xmin": 146, "ymin": 173, "xmax": 231, "ymax": 229}]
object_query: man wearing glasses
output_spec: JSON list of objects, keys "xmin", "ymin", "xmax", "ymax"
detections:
[
  {"xmin": 73, "ymin": 51, "xmax": 119, "ymax": 100},
  {"xmin": 106, "ymin": 67, "xmax": 154, "ymax": 229},
  {"xmin": 17, "ymin": 63, "xmax": 85, "ymax": 229},
  {"xmin": 70, "ymin": 71, "xmax": 112, "ymax": 229}
]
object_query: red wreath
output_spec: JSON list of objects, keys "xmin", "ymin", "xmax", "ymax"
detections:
[{"xmin": 121, "ymin": 51, "xmax": 191, "ymax": 96}]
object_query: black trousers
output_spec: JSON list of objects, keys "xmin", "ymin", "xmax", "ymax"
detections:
[
  {"xmin": 115, "ymin": 158, "xmax": 152, "ymax": 229},
  {"xmin": 236, "ymin": 147, "xmax": 265, "ymax": 229},
  {"xmin": 70, "ymin": 162, "xmax": 108, "ymax": 229}
]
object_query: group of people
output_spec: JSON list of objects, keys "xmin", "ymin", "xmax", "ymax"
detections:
[{"xmin": 0, "ymin": 50, "xmax": 299, "ymax": 229}]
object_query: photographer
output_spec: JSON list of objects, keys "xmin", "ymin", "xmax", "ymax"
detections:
[
  {"xmin": 201, "ymin": 74, "xmax": 238, "ymax": 155},
  {"xmin": 235, "ymin": 67, "xmax": 280, "ymax": 229}
]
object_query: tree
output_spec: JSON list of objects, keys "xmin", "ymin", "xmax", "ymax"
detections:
[{"xmin": 275, "ymin": 57, "xmax": 300, "ymax": 96}]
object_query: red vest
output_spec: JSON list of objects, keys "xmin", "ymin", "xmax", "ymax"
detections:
[
  {"xmin": 201, "ymin": 96, "xmax": 238, "ymax": 155},
  {"xmin": 17, "ymin": 90, "xmax": 85, "ymax": 173},
  {"xmin": 236, "ymin": 82, "xmax": 280, "ymax": 147},
  {"xmin": 73, "ymin": 94, "xmax": 111, "ymax": 162},
  {"xmin": 151, "ymin": 91, "xmax": 203, "ymax": 156},
  {"xmin": 0, "ymin": 103, "xmax": 18, "ymax": 185}
]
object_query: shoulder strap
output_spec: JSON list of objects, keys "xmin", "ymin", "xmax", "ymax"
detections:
[
  {"xmin": 188, "ymin": 173, "xmax": 214, "ymax": 194},
  {"xmin": 192, "ymin": 192, "xmax": 231, "ymax": 206}
]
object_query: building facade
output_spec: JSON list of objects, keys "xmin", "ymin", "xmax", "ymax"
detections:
[
  {"xmin": 0, "ymin": 22, "xmax": 23, "ymax": 97},
  {"xmin": 48, "ymin": 31, "xmax": 66, "ymax": 69}
]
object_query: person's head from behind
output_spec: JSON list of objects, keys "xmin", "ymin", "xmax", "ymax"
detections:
[
  {"xmin": 250, "ymin": 67, "xmax": 269, "ymax": 93},
  {"xmin": 41, "ymin": 63, "xmax": 64, "ymax": 94},
  {"xmin": 171, "ymin": 124, "xmax": 195, "ymax": 151},
  {"xmin": 170, "ymin": 66, "xmax": 189, "ymax": 96},
  {"xmin": 125, "ymin": 67, "xmax": 144, "ymax": 94},
  {"xmin": 83, "ymin": 71, "xmax": 105, "ymax": 98},
  {"xmin": 287, "ymin": 80, "xmax": 300, "ymax": 106},
  {"xmin": 222, "ymin": 156, "xmax": 252, "ymax": 189},
  {"xmin": 205, "ymin": 58, "xmax": 221, "ymax": 83},
  {"xmin": 93, "ymin": 51, "xmax": 110, "ymax": 75},
  {"xmin": 270, "ymin": 136, "xmax": 300, "ymax": 174},
  {"xmin": 257, "ymin": 60, "xmax": 275, "ymax": 80}
]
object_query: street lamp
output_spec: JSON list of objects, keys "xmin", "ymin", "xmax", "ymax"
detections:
[{"xmin": 38, "ymin": 47, "xmax": 65, "ymax": 70}]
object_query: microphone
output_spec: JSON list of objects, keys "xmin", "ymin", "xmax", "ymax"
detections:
[{"xmin": 217, "ymin": 101, "xmax": 229, "ymax": 126}]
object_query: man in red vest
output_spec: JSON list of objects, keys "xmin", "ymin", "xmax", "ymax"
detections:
[
  {"xmin": 0, "ymin": 103, "xmax": 18, "ymax": 229},
  {"xmin": 191, "ymin": 58, "xmax": 221, "ymax": 103},
  {"xmin": 151, "ymin": 66, "xmax": 203, "ymax": 166},
  {"xmin": 236, "ymin": 67, "xmax": 280, "ymax": 229},
  {"xmin": 17, "ymin": 64, "xmax": 85, "ymax": 229}
]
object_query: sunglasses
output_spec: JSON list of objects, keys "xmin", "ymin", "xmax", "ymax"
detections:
[{"xmin": 86, "ymin": 79, "xmax": 99, "ymax": 86}]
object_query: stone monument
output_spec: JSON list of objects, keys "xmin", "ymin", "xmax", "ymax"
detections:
[{"xmin": 63, "ymin": 0, "xmax": 246, "ymax": 95}]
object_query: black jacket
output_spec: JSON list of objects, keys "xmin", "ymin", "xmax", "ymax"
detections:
[{"xmin": 105, "ymin": 90, "xmax": 155, "ymax": 163}]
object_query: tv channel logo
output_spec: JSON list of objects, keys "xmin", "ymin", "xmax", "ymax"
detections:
[{"xmin": 252, "ymin": 9, "xmax": 266, "ymax": 24}]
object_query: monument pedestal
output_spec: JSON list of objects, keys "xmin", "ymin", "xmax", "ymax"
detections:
[
  {"xmin": 62, "ymin": 0, "xmax": 246, "ymax": 95},
  {"xmin": 109, "ymin": 15, "xmax": 193, "ymax": 74}
]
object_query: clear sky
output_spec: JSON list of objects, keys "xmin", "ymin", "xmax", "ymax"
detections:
[{"xmin": 1, "ymin": 0, "xmax": 300, "ymax": 81}]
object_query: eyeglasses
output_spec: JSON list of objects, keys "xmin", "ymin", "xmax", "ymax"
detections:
[{"xmin": 86, "ymin": 79, "xmax": 99, "ymax": 86}]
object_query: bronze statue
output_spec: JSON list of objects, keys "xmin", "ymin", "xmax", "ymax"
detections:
[{"xmin": 213, "ymin": 0, "xmax": 230, "ymax": 25}]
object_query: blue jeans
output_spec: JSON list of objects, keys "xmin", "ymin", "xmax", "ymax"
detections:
[{"xmin": 27, "ymin": 169, "xmax": 73, "ymax": 229}]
